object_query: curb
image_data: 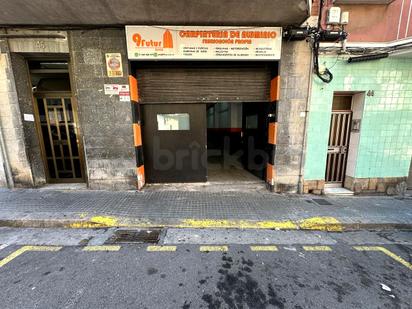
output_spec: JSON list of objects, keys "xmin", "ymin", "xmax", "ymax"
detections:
[
  {"xmin": 338, "ymin": 223, "xmax": 412, "ymax": 231},
  {"xmin": 1, "ymin": 217, "xmax": 412, "ymax": 232}
]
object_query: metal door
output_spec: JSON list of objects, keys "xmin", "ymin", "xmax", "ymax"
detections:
[
  {"xmin": 141, "ymin": 104, "xmax": 207, "ymax": 183},
  {"xmin": 34, "ymin": 95, "xmax": 85, "ymax": 183},
  {"xmin": 135, "ymin": 62, "xmax": 271, "ymax": 103},
  {"xmin": 325, "ymin": 111, "xmax": 352, "ymax": 184}
]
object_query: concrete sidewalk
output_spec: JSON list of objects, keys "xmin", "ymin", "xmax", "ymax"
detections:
[{"xmin": 0, "ymin": 188, "xmax": 411, "ymax": 231}]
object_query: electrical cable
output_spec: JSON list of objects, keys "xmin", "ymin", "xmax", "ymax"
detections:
[
  {"xmin": 328, "ymin": 54, "xmax": 342, "ymax": 69},
  {"xmin": 312, "ymin": 0, "xmax": 333, "ymax": 83}
]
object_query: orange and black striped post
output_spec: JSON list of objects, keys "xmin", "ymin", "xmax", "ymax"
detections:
[
  {"xmin": 267, "ymin": 67, "xmax": 280, "ymax": 191},
  {"xmin": 129, "ymin": 75, "xmax": 145, "ymax": 190}
]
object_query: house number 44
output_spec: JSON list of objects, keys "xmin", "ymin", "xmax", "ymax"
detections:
[{"xmin": 367, "ymin": 90, "xmax": 374, "ymax": 96}]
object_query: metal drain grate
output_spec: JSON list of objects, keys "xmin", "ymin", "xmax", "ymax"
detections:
[
  {"xmin": 312, "ymin": 199, "xmax": 333, "ymax": 206},
  {"xmin": 105, "ymin": 229, "xmax": 161, "ymax": 244}
]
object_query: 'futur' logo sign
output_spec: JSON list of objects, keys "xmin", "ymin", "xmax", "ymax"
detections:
[{"xmin": 132, "ymin": 30, "xmax": 173, "ymax": 49}]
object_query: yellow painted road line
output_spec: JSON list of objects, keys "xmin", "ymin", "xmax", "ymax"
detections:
[
  {"xmin": 354, "ymin": 246, "xmax": 412, "ymax": 271},
  {"xmin": 298, "ymin": 217, "xmax": 342, "ymax": 232},
  {"xmin": 83, "ymin": 245, "xmax": 121, "ymax": 252},
  {"xmin": 199, "ymin": 245, "xmax": 228, "ymax": 252},
  {"xmin": 250, "ymin": 245, "xmax": 278, "ymax": 252},
  {"xmin": 70, "ymin": 215, "xmax": 119, "ymax": 228},
  {"xmin": 0, "ymin": 246, "xmax": 62, "ymax": 268},
  {"xmin": 67, "ymin": 215, "xmax": 342, "ymax": 231},
  {"xmin": 0, "ymin": 247, "xmax": 28, "ymax": 268},
  {"xmin": 146, "ymin": 245, "xmax": 176, "ymax": 252},
  {"xmin": 180, "ymin": 219, "xmax": 297, "ymax": 230},
  {"xmin": 26, "ymin": 246, "xmax": 62, "ymax": 252},
  {"xmin": 302, "ymin": 246, "xmax": 332, "ymax": 252}
]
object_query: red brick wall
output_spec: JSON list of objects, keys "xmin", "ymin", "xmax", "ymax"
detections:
[{"xmin": 311, "ymin": 0, "xmax": 412, "ymax": 42}]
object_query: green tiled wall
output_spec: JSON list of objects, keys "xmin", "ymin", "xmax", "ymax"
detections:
[{"xmin": 305, "ymin": 56, "xmax": 412, "ymax": 180}]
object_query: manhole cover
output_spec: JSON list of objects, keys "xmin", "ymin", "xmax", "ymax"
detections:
[
  {"xmin": 105, "ymin": 229, "xmax": 161, "ymax": 244},
  {"xmin": 312, "ymin": 199, "xmax": 333, "ymax": 206}
]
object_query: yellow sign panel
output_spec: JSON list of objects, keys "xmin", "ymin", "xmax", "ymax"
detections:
[{"xmin": 105, "ymin": 53, "xmax": 123, "ymax": 77}]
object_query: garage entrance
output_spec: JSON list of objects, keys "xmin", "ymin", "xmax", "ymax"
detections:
[{"xmin": 133, "ymin": 61, "xmax": 276, "ymax": 185}]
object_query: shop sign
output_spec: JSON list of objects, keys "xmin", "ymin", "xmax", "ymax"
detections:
[
  {"xmin": 103, "ymin": 84, "xmax": 130, "ymax": 102},
  {"xmin": 105, "ymin": 53, "xmax": 123, "ymax": 77},
  {"xmin": 125, "ymin": 26, "xmax": 282, "ymax": 60}
]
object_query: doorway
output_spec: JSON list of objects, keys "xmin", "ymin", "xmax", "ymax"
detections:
[
  {"xmin": 141, "ymin": 101, "xmax": 269, "ymax": 184},
  {"xmin": 206, "ymin": 102, "xmax": 268, "ymax": 183},
  {"xmin": 29, "ymin": 60, "xmax": 85, "ymax": 183},
  {"xmin": 325, "ymin": 95, "xmax": 352, "ymax": 186}
]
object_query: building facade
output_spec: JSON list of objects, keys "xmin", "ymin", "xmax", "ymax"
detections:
[
  {"xmin": 0, "ymin": 0, "xmax": 313, "ymax": 192},
  {"xmin": 303, "ymin": 0, "xmax": 412, "ymax": 194},
  {"xmin": 2, "ymin": 1, "xmax": 410, "ymax": 194}
]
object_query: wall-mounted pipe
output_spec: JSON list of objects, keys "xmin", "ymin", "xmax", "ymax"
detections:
[{"xmin": 348, "ymin": 53, "xmax": 389, "ymax": 63}]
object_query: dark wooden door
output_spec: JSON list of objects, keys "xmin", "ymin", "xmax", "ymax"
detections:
[
  {"xmin": 241, "ymin": 102, "xmax": 269, "ymax": 179},
  {"xmin": 34, "ymin": 95, "xmax": 85, "ymax": 183},
  {"xmin": 141, "ymin": 104, "xmax": 207, "ymax": 183}
]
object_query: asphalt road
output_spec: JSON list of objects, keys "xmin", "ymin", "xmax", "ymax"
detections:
[{"xmin": 0, "ymin": 229, "xmax": 411, "ymax": 309}]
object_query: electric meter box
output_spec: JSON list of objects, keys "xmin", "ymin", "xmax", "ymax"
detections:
[
  {"xmin": 341, "ymin": 11, "xmax": 349, "ymax": 25},
  {"xmin": 327, "ymin": 7, "xmax": 341, "ymax": 24}
]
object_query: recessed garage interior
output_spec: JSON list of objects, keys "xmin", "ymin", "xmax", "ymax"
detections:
[{"xmin": 206, "ymin": 102, "xmax": 268, "ymax": 183}]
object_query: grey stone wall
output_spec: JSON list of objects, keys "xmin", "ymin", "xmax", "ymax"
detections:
[
  {"xmin": 10, "ymin": 53, "xmax": 47, "ymax": 186},
  {"xmin": 0, "ymin": 44, "xmax": 9, "ymax": 187},
  {"xmin": 274, "ymin": 40, "xmax": 312, "ymax": 193},
  {"xmin": 0, "ymin": 33, "xmax": 34, "ymax": 187},
  {"xmin": 69, "ymin": 29, "xmax": 136, "ymax": 190}
]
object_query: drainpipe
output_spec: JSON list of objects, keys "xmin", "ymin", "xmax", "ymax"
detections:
[
  {"xmin": 0, "ymin": 33, "xmax": 14, "ymax": 188},
  {"xmin": 297, "ymin": 46, "xmax": 314, "ymax": 194}
]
